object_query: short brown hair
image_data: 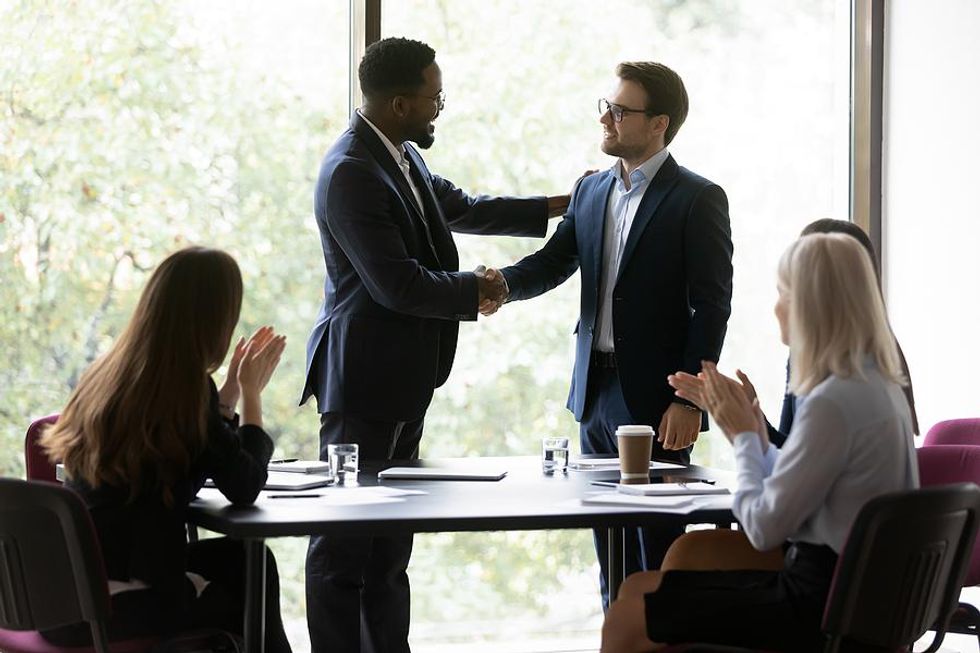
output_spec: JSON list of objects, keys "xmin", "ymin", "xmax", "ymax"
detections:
[{"xmin": 616, "ymin": 62, "xmax": 689, "ymax": 146}]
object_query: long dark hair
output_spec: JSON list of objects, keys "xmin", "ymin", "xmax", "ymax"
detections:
[{"xmin": 42, "ymin": 247, "xmax": 243, "ymax": 504}]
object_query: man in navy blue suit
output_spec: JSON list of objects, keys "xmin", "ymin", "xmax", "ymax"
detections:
[
  {"xmin": 300, "ymin": 37, "xmax": 571, "ymax": 653},
  {"xmin": 490, "ymin": 61, "xmax": 734, "ymax": 608}
]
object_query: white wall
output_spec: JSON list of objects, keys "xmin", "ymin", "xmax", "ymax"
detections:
[{"xmin": 884, "ymin": 0, "xmax": 980, "ymax": 433}]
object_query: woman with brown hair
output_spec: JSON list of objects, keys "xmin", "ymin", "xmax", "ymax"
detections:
[{"xmin": 40, "ymin": 247, "xmax": 291, "ymax": 652}]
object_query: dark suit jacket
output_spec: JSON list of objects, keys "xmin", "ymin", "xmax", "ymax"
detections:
[
  {"xmin": 501, "ymin": 155, "xmax": 733, "ymax": 430},
  {"xmin": 301, "ymin": 113, "xmax": 548, "ymax": 421}
]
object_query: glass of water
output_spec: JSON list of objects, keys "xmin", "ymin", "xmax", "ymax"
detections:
[
  {"xmin": 541, "ymin": 437, "xmax": 570, "ymax": 474},
  {"xmin": 327, "ymin": 443, "xmax": 359, "ymax": 485}
]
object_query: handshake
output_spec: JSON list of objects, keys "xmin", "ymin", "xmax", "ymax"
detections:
[{"xmin": 474, "ymin": 265, "xmax": 508, "ymax": 317}]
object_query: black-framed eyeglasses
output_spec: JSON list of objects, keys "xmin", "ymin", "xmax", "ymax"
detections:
[
  {"xmin": 412, "ymin": 90, "xmax": 446, "ymax": 111},
  {"xmin": 598, "ymin": 98, "xmax": 652, "ymax": 123}
]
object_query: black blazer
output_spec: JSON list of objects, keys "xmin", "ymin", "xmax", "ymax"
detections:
[
  {"xmin": 301, "ymin": 113, "xmax": 548, "ymax": 421},
  {"xmin": 502, "ymin": 155, "xmax": 733, "ymax": 430},
  {"xmin": 63, "ymin": 380, "xmax": 272, "ymax": 614}
]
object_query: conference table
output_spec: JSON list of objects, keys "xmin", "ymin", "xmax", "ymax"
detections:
[{"xmin": 187, "ymin": 455, "xmax": 736, "ymax": 653}]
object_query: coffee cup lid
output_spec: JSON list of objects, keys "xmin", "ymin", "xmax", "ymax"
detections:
[{"xmin": 616, "ymin": 424, "xmax": 654, "ymax": 436}]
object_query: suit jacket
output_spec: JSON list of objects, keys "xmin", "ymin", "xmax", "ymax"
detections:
[
  {"xmin": 301, "ymin": 113, "xmax": 548, "ymax": 421},
  {"xmin": 502, "ymin": 155, "xmax": 733, "ymax": 430}
]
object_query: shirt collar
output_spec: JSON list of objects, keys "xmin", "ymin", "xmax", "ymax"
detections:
[
  {"xmin": 611, "ymin": 147, "xmax": 670, "ymax": 192},
  {"xmin": 358, "ymin": 109, "xmax": 409, "ymax": 169}
]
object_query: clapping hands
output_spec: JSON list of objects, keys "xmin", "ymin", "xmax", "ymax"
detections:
[
  {"xmin": 669, "ymin": 362, "xmax": 769, "ymax": 451},
  {"xmin": 475, "ymin": 265, "xmax": 508, "ymax": 316}
]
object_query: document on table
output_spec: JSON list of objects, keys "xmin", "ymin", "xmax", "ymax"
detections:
[
  {"xmin": 568, "ymin": 458, "xmax": 685, "ymax": 471},
  {"xmin": 267, "ymin": 460, "xmax": 331, "ymax": 474},
  {"xmin": 203, "ymin": 471, "xmax": 335, "ymax": 490},
  {"xmin": 616, "ymin": 482, "xmax": 730, "ymax": 497},
  {"xmin": 580, "ymin": 491, "xmax": 733, "ymax": 514},
  {"xmin": 196, "ymin": 486, "xmax": 427, "ymax": 506},
  {"xmin": 378, "ymin": 467, "xmax": 507, "ymax": 481}
]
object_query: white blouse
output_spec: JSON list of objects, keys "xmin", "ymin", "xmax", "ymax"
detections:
[{"xmin": 732, "ymin": 361, "xmax": 918, "ymax": 553}]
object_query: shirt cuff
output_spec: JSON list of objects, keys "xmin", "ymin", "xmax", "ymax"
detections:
[{"xmin": 733, "ymin": 431, "xmax": 778, "ymax": 479}]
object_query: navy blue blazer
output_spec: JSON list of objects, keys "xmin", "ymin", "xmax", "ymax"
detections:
[
  {"xmin": 301, "ymin": 113, "xmax": 548, "ymax": 421},
  {"xmin": 502, "ymin": 155, "xmax": 733, "ymax": 429}
]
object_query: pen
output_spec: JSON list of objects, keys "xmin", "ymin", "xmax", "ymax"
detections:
[
  {"xmin": 269, "ymin": 458, "xmax": 299, "ymax": 464},
  {"xmin": 269, "ymin": 494, "xmax": 322, "ymax": 499}
]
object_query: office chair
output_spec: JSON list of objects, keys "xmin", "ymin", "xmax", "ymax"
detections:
[
  {"xmin": 924, "ymin": 418, "xmax": 980, "ymax": 447},
  {"xmin": 917, "ymin": 445, "xmax": 980, "ymax": 646},
  {"xmin": 660, "ymin": 483, "xmax": 980, "ymax": 653},
  {"xmin": 25, "ymin": 414, "xmax": 60, "ymax": 483},
  {"xmin": 23, "ymin": 414, "xmax": 199, "ymax": 544},
  {"xmin": 0, "ymin": 478, "xmax": 230, "ymax": 653}
]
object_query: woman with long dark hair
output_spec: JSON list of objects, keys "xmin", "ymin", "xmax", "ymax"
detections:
[{"xmin": 41, "ymin": 246, "xmax": 290, "ymax": 652}]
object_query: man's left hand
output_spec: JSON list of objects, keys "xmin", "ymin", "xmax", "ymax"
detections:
[{"xmin": 658, "ymin": 402, "xmax": 702, "ymax": 450}]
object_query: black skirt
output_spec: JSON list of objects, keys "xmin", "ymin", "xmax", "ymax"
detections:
[{"xmin": 644, "ymin": 541, "xmax": 838, "ymax": 652}]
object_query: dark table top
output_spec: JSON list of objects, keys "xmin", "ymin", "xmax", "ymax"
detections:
[{"xmin": 187, "ymin": 456, "xmax": 736, "ymax": 539}]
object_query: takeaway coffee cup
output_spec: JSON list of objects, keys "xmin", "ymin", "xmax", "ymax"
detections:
[{"xmin": 616, "ymin": 425, "xmax": 654, "ymax": 484}]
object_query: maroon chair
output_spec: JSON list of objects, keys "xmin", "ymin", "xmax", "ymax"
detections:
[
  {"xmin": 0, "ymin": 478, "xmax": 159, "ymax": 653},
  {"xmin": 25, "ymin": 414, "xmax": 60, "ymax": 482},
  {"xmin": 917, "ymin": 444, "xmax": 980, "ymax": 646},
  {"xmin": 24, "ymin": 415, "xmax": 200, "ymax": 543},
  {"xmin": 924, "ymin": 418, "xmax": 980, "ymax": 447},
  {"xmin": 0, "ymin": 478, "xmax": 235, "ymax": 653},
  {"xmin": 659, "ymin": 484, "xmax": 980, "ymax": 653}
]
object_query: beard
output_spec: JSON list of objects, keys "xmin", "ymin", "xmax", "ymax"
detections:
[
  {"xmin": 600, "ymin": 138, "xmax": 645, "ymax": 161},
  {"xmin": 409, "ymin": 123, "xmax": 436, "ymax": 150}
]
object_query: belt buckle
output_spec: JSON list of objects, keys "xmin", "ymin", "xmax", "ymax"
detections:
[{"xmin": 785, "ymin": 543, "xmax": 799, "ymax": 566}]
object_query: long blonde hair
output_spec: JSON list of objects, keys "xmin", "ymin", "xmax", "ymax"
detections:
[
  {"xmin": 41, "ymin": 247, "xmax": 243, "ymax": 504},
  {"xmin": 780, "ymin": 233, "xmax": 903, "ymax": 395}
]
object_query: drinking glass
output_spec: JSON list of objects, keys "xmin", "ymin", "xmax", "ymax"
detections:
[
  {"xmin": 541, "ymin": 437, "xmax": 570, "ymax": 474},
  {"xmin": 327, "ymin": 443, "xmax": 359, "ymax": 485}
]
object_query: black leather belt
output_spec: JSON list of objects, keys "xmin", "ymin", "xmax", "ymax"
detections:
[{"xmin": 591, "ymin": 350, "xmax": 617, "ymax": 369}]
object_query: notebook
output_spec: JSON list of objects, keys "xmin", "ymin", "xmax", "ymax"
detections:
[
  {"xmin": 568, "ymin": 458, "xmax": 685, "ymax": 471},
  {"xmin": 205, "ymin": 471, "xmax": 334, "ymax": 491},
  {"xmin": 264, "ymin": 471, "xmax": 334, "ymax": 490},
  {"xmin": 267, "ymin": 460, "xmax": 331, "ymax": 474},
  {"xmin": 616, "ymin": 482, "xmax": 729, "ymax": 497},
  {"xmin": 377, "ymin": 467, "xmax": 508, "ymax": 481}
]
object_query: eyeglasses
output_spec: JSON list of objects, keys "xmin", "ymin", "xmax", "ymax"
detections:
[
  {"xmin": 412, "ymin": 90, "xmax": 446, "ymax": 111},
  {"xmin": 598, "ymin": 98, "xmax": 652, "ymax": 123}
]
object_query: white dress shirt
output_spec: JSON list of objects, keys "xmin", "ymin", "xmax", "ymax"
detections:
[
  {"xmin": 731, "ymin": 360, "xmax": 919, "ymax": 553},
  {"xmin": 594, "ymin": 148, "xmax": 671, "ymax": 352},
  {"xmin": 357, "ymin": 110, "xmax": 425, "ymax": 212}
]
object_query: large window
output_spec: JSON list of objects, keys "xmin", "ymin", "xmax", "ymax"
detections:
[
  {"xmin": 2, "ymin": 1, "xmax": 850, "ymax": 651},
  {"xmin": 382, "ymin": 0, "xmax": 850, "ymax": 650}
]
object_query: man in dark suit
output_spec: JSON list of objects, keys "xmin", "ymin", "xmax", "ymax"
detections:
[
  {"xmin": 490, "ymin": 61, "xmax": 734, "ymax": 607},
  {"xmin": 299, "ymin": 37, "xmax": 570, "ymax": 653}
]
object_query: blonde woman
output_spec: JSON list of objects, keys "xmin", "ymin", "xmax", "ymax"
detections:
[
  {"xmin": 40, "ymin": 247, "xmax": 291, "ymax": 652},
  {"xmin": 601, "ymin": 233, "xmax": 918, "ymax": 652}
]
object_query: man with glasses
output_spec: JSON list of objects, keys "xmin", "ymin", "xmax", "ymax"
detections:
[
  {"xmin": 489, "ymin": 61, "xmax": 734, "ymax": 608},
  {"xmin": 300, "ymin": 36, "xmax": 571, "ymax": 653}
]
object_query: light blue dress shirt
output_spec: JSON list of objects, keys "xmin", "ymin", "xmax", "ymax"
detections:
[
  {"xmin": 732, "ymin": 360, "xmax": 918, "ymax": 553},
  {"xmin": 595, "ymin": 148, "xmax": 670, "ymax": 353}
]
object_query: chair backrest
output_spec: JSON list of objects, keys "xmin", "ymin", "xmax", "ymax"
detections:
[
  {"xmin": 0, "ymin": 478, "xmax": 111, "ymax": 636},
  {"xmin": 917, "ymin": 445, "xmax": 980, "ymax": 586},
  {"xmin": 924, "ymin": 418, "xmax": 980, "ymax": 447},
  {"xmin": 25, "ymin": 414, "xmax": 60, "ymax": 482},
  {"xmin": 821, "ymin": 484, "xmax": 980, "ymax": 651}
]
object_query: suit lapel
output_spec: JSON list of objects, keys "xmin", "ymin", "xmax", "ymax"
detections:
[
  {"xmin": 587, "ymin": 174, "xmax": 616, "ymax": 287},
  {"xmin": 616, "ymin": 155, "xmax": 680, "ymax": 283},
  {"xmin": 351, "ymin": 114, "xmax": 441, "ymax": 264},
  {"xmin": 405, "ymin": 147, "xmax": 455, "ymax": 268}
]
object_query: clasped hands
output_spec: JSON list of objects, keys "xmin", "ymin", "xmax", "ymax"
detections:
[
  {"xmin": 668, "ymin": 362, "xmax": 770, "ymax": 452},
  {"xmin": 475, "ymin": 265, "xmax": 508, "ymax": 316}
]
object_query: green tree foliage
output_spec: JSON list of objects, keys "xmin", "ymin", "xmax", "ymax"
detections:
[{"xmin": 2, "ymin": 0, "xmax": 842, "ymax": 649}]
